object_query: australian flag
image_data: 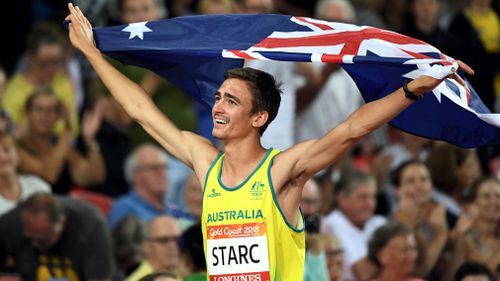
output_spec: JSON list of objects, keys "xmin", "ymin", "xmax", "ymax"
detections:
[{"xmin": 93, "ymin": 14, "xmax": 500, "ymax": 148}]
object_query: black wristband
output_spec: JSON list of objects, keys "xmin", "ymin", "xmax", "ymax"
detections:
[{"xmin": 403, "ymin": 80, "xmax": 422, "ymax": 101}]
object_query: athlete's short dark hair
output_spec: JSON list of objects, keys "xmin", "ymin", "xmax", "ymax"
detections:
[{"xmin": 224, "ymin": 67, "xmax": 282, "ymax": 135}]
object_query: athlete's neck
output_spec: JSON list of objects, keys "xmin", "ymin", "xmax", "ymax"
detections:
[
  {"xmin": 223, "ymin": 136, "xmax": 267, "ymax": 166},
  {"xmin": 221, "ymin": 142, "xmax": 268, "ymax": 187}
]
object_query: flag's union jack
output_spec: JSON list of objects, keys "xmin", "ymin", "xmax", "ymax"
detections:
[
  {"xmin": 223, "ymin": 17, "xmax": 450, "ymax": 65},
  {"xmin": 93, "ymin": 14, "xmax": 500, "ymax": 147},
  {"xmin": 223, "ymin": 16, "xmax": 472, "ymax": 105}
]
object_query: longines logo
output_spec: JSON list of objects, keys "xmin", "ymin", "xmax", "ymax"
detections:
[{"xmin": 207, "ymin": 188, "xmax": 221, "ymax": 198}]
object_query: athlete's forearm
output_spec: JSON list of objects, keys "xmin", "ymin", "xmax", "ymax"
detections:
[
  {"xmin": 295, "ymin": 79, "xmax": 422, "ymax": 177},
  {"xmin": 343, "ymin": 86, "xmax": 414, "ymax": 139},
  {"xmin": 84, "ymin": 49, "xmax": 197, "ymax": 165},
  {"xmin": 85, "ymin": 50, "xmax": 155, "ymax": 121}
]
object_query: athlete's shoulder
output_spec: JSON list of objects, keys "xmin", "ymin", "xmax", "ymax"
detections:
[{"xmin": 268, "ymin": 141, "xmax": 316, "ymax": 191}]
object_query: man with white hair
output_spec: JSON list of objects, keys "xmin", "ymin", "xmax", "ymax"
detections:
[
  {"xmin": 321, "ymin": 172, "xmax": 386, "ymax": 281},
  {"xmin": 108, "ymin": 144, "xmax": 178, "ymax": 227}
]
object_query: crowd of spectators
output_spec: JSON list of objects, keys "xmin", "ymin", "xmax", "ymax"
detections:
[{"xmin": 0, "ymin": 0, "xmax": 499, "ymax": 280}]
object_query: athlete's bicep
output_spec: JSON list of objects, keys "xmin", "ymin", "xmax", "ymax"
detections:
[
  {"xmin": 139, "ymin": 109, "xmax": 218, "ymax": 170},
  {"xmin": 272, "ymin": 133, "xmax": 350, "ymax": 188},
  {"xmin": 292, "ymin": 123, "xmax": 355, "ymax": 177}
]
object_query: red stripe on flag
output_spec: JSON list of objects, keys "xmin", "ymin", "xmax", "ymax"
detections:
[
  {"xmin": 401, "ymin": 49, "xmax": 453, "ymax": 67},
  {"xmin": 254, "ymin": 28, "xmax": 428, "ymax": 57},
  {"xmin": 228, "ymin": 50, "xmax": 255, "ymax": 60},
  {"xmin": 295, "ymin": 17, "xmax": 334, "ymax": 30},
  {"xmin": 465, "ymin": 85, "xmax": 471, "ymax": 105},
  {"xmin": 437, "ymin": 53, "xmax": 454, "ymax": 66},
  {"xmin": 400, "ymin": 49, "xmax": 432, "ymax": 60},
  {"xmin": 320, "ymin": 54, "xmax": 344, "ymax": 63}
]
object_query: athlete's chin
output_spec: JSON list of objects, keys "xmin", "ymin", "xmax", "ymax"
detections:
[{"xmin": 212, "ymin": 130, "xmax": 225, "ymax": 140}]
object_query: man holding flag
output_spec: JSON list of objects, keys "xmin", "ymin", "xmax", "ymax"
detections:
[{"xmin": 66, "ymin": 3, "xmax": 473, "ymax": 280}]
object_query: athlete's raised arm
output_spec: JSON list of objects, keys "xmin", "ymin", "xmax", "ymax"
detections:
[
  {"xmin": 275, "ymin": 62, "xmax": 474, "ymax": 188},
  {"xmin": 65, "ymin": 3, "xmax": 218, "ymax": 171}
]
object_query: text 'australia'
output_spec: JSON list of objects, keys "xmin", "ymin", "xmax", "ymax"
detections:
[{"xmin": 207, "ymin": 209, "xmax": 264, "ymax": 223}]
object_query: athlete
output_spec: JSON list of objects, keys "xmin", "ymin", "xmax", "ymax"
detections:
[{"xmin": 65, "ymin": 3, "xmax": 473, "ymax": 280}]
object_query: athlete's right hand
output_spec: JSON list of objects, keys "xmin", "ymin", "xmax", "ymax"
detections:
[{"xmin": 65, "ymin": 3, "xmax": 99, "ymax": 57}]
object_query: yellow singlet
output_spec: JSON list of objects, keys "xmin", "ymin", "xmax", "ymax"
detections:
[{"xmin": 202, "ymin": 148, "xmax": 305, "ymax": 281}]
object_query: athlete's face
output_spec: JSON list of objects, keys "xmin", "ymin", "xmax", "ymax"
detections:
[{"xmin": 212, "ymin": 78, "xmax": 261, "ymax": 140}]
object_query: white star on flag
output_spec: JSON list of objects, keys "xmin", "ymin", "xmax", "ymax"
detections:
[{"xmin": 122, "ymin": 22, "xmax": 152, "ymax": 40}]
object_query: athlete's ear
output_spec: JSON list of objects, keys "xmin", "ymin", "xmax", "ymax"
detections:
[{"xmin": 252, "ymin": 111, "xmax": 269, "ymax": 129}]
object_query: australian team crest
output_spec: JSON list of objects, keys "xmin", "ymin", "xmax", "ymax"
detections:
[{"xmin": 250, "ymin": 181, "xmax": 266, "ymax": 200}]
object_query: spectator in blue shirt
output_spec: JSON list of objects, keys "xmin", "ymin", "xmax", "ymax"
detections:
[{"xmin": 108, "ymin": 144, "xmax": 183, "ymax": 227}]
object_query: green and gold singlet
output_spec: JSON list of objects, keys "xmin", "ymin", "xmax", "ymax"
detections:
[{"xmin": 202, "ymin": 148, "xmax": 305, "ymax": 281}]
